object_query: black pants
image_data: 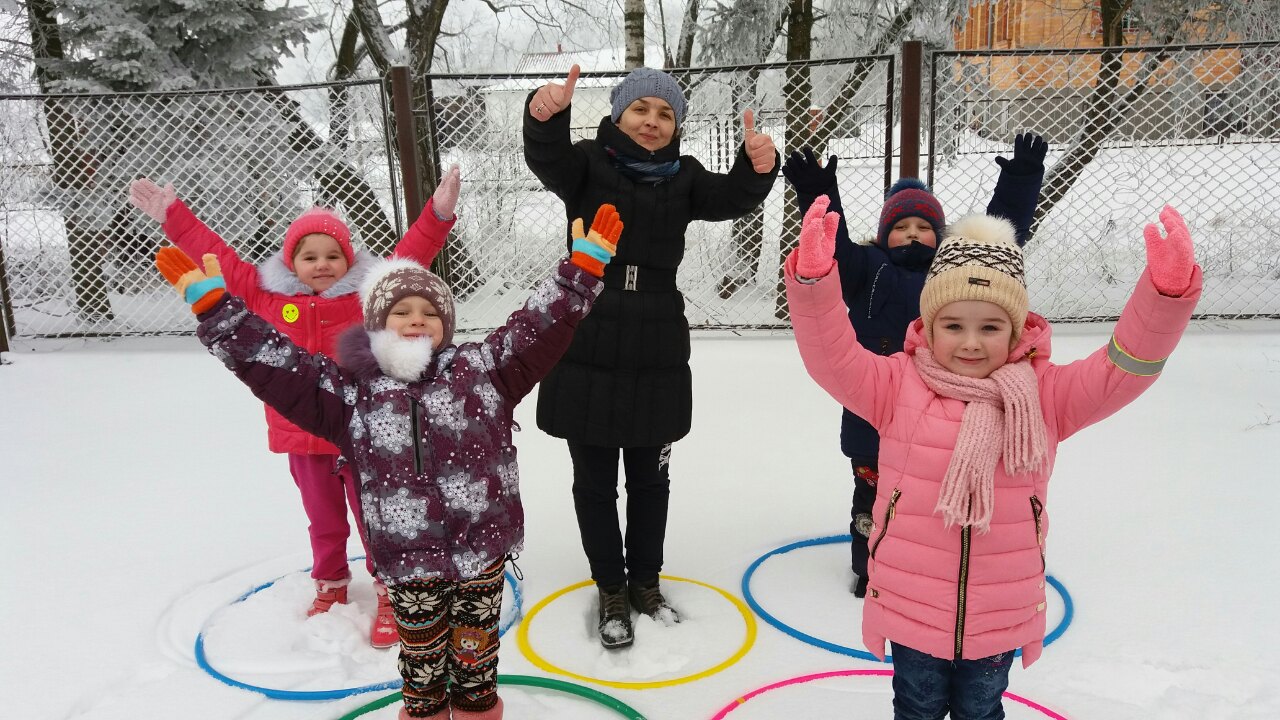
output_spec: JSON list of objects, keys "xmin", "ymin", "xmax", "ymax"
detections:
[
  {"xmin": 849, "ymin": 457, "xmax": 878, "ymax": 577},
  {"xmin": 568, "ymin": 441, "xmax": 672, "ymax": 589}
]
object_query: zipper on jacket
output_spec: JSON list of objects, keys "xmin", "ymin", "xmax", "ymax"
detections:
[
  {"xmin": 954, "ymin": 523, "xmax": 973, "ymax": 659},
  {"xmin": 869, "ymin": 488, "xmax": 901, "ymax": 559},
  {"xmin": 1031, "ymin": 495, "xmax": 1046, "ymax": 572},
  {"xmin": 409, "ymin": 397, "xmax": 424, "ymax": 475}
]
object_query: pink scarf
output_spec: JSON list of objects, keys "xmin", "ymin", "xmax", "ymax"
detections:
[{"xmin": 911, "ymin": 349, "xmax": 1048, "ymax": 533}]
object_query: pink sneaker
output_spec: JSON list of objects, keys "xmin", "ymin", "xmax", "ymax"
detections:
[
  {"xmin": 372, "ymin": 582, "xmax": 399, "ymax": 648},
  {"xmin": 307, "ymin": 578, "xmax": 350, "ymax": 617}
]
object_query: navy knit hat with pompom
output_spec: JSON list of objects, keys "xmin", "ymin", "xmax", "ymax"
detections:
[{"xmin": 876, "ymin": 178, "xmax": 945, "ymax": 246}]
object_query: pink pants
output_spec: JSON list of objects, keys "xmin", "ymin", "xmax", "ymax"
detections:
[{"xmin": 288, "ymin": 453, "xmax": 375, "ymax": 581}]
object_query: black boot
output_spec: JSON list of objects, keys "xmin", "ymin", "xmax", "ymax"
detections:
[
  {"xmin": 853, "ymin": 573, "xmax": 868, "ymax": 598},
  {"xmin": 597, "ymin": 584, "xmax": 634, "ymax": 649},
  {"xmin": 628, "ymin": 578, "xmax": 681, "ymax": 625}
]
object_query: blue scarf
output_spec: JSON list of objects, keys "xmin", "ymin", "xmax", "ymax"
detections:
[{"xmin": 604, "ymin": 146, "xmax": 681, "ymax": 185}]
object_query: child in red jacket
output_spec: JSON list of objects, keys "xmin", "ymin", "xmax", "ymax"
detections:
[{"xmin": 129, "ymin": 168, "xmax": 461, "ymax": 647}]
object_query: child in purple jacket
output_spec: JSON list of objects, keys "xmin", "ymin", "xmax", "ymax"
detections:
[
  {"xmin": 131, "ymin": 169, "xmax": 462, "ymax": 647},
  {"xmin": 157, "ymin": 206, "xmax": 624, "ymax": 720}
]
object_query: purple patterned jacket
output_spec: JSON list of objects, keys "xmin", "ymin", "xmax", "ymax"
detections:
[{"xmin": 196, "ymin": 260, "xmax": 603, "ymax": 584}]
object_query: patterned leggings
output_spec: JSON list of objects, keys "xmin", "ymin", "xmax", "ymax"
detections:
[{"xmin": 386, "ymin": 558, "xmax": 505, "ymax": 717}]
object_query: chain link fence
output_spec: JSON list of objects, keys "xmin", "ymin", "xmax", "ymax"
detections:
[
  {"xmin": 928, "ymin": 40, "xmax": 1280, "ymax": 321},
  {"xmin": 415, "ymin": 57, "xmax": 896, "ymax": 331},
  {"xmin": 3, "ymin": 43, "xmax": 1277, "ymax": 344},
  {"xmin": 0, "ymin": 78, "xmax": 402, "ymax": 339}
]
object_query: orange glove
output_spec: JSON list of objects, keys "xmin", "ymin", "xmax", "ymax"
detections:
[
  {"xmin": 570, "ymin": 204, "xmax": 623, "ymax": 277},
  {"xmin": 156, "ymin": 247, "xmax": 226, "ymax": 314}
]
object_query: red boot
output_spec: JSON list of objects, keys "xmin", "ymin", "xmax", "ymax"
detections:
[
  {"xmin": 371, "ymin": 582, "xmax": 399, "ymax": 648},
  {"xmin": 307, "ymin": 578, "xmax": 350, "ymax": 617},
  {"xmin": 452, "ymin": 697, "xmax": 504, "ymax": 720}
]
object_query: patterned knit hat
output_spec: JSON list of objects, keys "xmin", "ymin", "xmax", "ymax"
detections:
[
  {"xmin": 283, "ymin": 207, "xmax": 354, "ymax": 271},
  {"xmin": 360, "ymin": 258, "xmax": 455, "ymax": 347},
  {"xmin": 610, "ymin": 67, "xmax": 687, "ymax": 127},
  {"xmin": 877, "ymin": 178, "xmax": 945, "ymax": 246},
  {"xmin": 919, "ymin": 214, "xmax": 1028, "ymax": 347}
]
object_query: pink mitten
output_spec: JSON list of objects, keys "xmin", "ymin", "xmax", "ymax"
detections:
[
  {"xmin": 1143, "ymin": 205, "xmax": 1195, "ymax": 296},
  {"xmin": 129, "ymin": 178, "xmax": 177, "ymax": 224},
  {"xmin": 795, "ymin": 194, "xmax": 840, "ymax": 279},
  {"xmin": 431, "ymin": 164, "xmax": 460, "ymax": 220}
]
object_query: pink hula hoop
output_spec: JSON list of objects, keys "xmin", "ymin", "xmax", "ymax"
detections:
[{"xmin": 711, "ymin": 669, "xmax": 1068, "ymax": 719}]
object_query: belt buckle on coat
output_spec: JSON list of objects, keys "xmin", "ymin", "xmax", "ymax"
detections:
[{"xmin": 624, "ymin": 265, "xmax": 639, "ymax": 291}]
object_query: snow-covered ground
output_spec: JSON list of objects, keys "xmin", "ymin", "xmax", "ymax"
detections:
[{"xmin": 3, "ymin": 319, "xmax": 1279, "ymax": 719}]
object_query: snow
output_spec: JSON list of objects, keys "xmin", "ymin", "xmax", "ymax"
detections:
[{"xmin": 3, "ymin": 319, "xmax": 1280, "ymax": 719}]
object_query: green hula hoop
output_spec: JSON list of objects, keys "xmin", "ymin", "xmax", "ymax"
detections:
[{"xmin": 334, "ymin": 674, "xmax": 648, "ymax": 720}]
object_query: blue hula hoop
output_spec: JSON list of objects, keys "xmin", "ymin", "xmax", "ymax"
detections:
[
  {"xmin": 194, "ymin": 557, "xmax": 524, "ymax": 700},
  {"xmin": 741, "ymin": 535, "xmax": 1074, "ymax": 662}
]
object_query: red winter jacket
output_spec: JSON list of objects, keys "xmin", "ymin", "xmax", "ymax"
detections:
[{"xmin": 164, "ymin": 199, "xmax": 455, "ymax": 454}]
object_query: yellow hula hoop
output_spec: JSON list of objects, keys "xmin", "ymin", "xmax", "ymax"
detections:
[{"xmin": 516, "ymin": 574, "xmax": 757, "ymax": 690}]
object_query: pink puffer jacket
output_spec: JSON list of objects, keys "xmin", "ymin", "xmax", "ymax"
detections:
[
  {"xmin": 164, "ymin": 199, "xmax": 455, "ymax": 455},
  {"xmin": 785, "ymin": 255, "xmax": 1201, "ymax": 668}
]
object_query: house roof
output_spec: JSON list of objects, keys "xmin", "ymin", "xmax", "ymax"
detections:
[{"xmin": 486, "ymin": 45, "xmax": 671, "ymax": 93}]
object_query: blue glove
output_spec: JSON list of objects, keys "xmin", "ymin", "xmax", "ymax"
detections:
[{"xmin": 994, "ymin": 133, "xmax": 1048, "ymax": 176}]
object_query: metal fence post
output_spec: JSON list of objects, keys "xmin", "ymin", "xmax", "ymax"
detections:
[
  {"xmin": 0, "ymin": 227, "xmax": 12, "ymax": 353},
  {"xmin": 389, "ymin": 66, "xmax": 425, "ymax": 224},
  {"xmin": 900, "ymin": 40, "xmax": 923, "ymax": 179}
]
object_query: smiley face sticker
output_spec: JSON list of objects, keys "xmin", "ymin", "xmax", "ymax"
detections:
[{"xmin": 281, "ymin": 303, "xmax": 300, "ymax": 323}]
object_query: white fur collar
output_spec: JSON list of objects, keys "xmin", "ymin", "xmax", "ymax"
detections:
[
  {"xmin": 368, "ymin": 329, "xmax": 435, "ymax": 382},
  {"xmin": 257, "ymin": 249, "xmax": 377, "ymax": 298}
]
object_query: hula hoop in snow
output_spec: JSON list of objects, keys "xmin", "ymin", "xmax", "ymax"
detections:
[
  {"xmin": 516, "ymin": 575, "xmax": 757, "ymax": 690},
  {"xmin": 333, "ymin": 674, "xmax": 649, "ymax": 720},
  {"xmin": 709, "ymin": 669, "xmax": 1068, "ymax": 720},
  {"xmin": 194, "ymin": 558, "xmax": 524, "ymax": 700},
  {"xmin": 741, "ymin": 535, "xmax": 1073, "ymax": 662}
]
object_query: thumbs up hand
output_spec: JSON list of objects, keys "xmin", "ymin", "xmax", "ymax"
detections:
[
  {"xmin": 743, "ymin": 109, "xmax": 777, "ymax": 174},
  {"xmin": 530, "ymin": 64, "xmax": 580, "ymax": 121}
]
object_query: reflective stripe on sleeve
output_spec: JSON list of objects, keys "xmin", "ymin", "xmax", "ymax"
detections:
[{"xmin": 1107, "ymin": 335, "xmax": 1167, "ymax": 376}]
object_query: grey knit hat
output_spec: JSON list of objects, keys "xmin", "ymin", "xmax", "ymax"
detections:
[{"xmin": 610, "ymin": 67, "xmax": 687, "ymax": 126}]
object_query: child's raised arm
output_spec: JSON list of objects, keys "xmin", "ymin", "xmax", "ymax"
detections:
[
  {"xmin": 131, "ymin": 178, "xmax": 262, "ymax": 298},
  {"xmin": 476, "ymin": 205, "xmax": 619, "ymax": 403},
  {"xmin": 392, "ymin": 164, "xmax": 460, "ymax": 266},
  {"xmin": 781, "ymin": 147, "xmax": 868, "ymax": 292},
  {"xmin": 986, "ymin": 133, "xmax": 1047, "ymax": 246},
  {"xmin": 1044, "ymin": 205, "xmax": 1202, "ymax": 439},
  {"xmin": 785, "ymin": 197, "xmax": 903, "ymax": 428},
  {"xmin": 155, "ymin": 247, "xmax": 356, "ymax": 447}
]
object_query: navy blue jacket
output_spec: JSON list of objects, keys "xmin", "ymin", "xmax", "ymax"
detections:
[{"xmin": 794, "ymin": 168, "xmax": 1042, "ymax": 460}]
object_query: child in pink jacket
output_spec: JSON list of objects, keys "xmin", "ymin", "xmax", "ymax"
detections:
[
  {"xmin": 129, "ymin": 168, "xmax": 461, "ymax": 648},
  {"xmin": 785, "ymin": 196, "xmax": 1201, "ymax": 718}
]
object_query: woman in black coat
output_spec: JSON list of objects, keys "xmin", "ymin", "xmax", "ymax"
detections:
[{"xmin": 524, "ymin": 65, "xmax": 779, "ymax": 648}]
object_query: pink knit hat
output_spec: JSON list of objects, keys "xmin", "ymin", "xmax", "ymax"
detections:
[{"xmin": 283, "ymin": 207, "xmax": 354, "ymax": 271}]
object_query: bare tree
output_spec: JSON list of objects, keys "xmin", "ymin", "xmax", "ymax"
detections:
[
  {"xmin": 23, "ymin": 0, "xmax": 114, "ymax": 322},
  {"xmin": 1032, "ymin": 0, "xmax": 1280, "ymax": 230},
  {"xmin": 674, "ymin": 0, "xmax": 701, "ymax": 67},
  {"xmin": 625, "ymin": 0, "xmax": 645, "ymax": 68}
]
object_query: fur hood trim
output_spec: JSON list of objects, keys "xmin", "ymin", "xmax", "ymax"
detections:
[
  {"xmin": 337, "ymin": 325, "xmax": 435, "ymax": 383},
  {"xmin": 258, "ymin": 249, "xmax": 378, "ymax": 298}
]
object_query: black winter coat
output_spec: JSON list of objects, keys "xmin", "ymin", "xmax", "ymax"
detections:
[{"xmin": 524, "ymin": 103, "xmax": 778, "ymax": 447}]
